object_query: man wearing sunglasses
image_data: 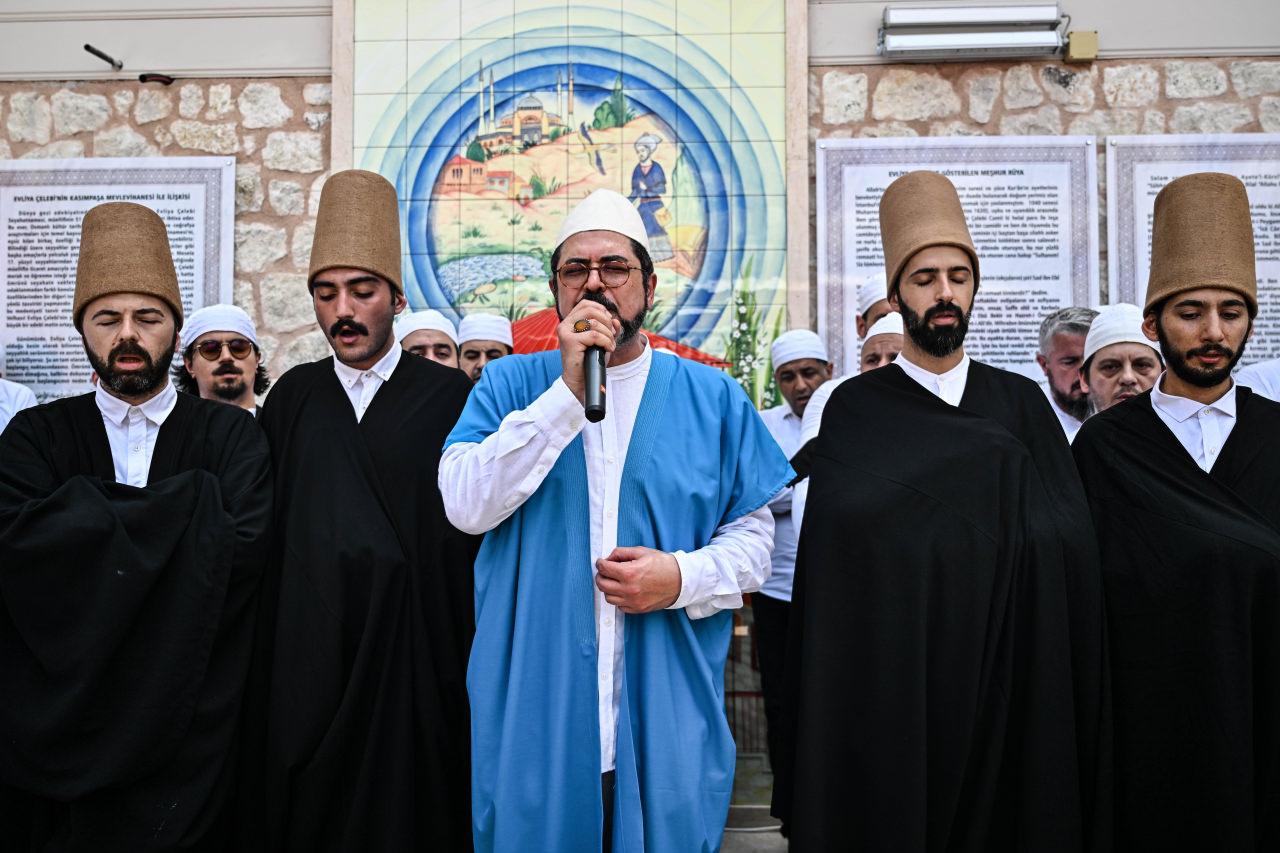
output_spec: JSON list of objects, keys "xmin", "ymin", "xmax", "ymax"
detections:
[
  {"xmin": 442, "ymin": 188, "xmax": 792, "ymax": 852},
  {"xmin": 174, "ymin": 303, "xmax": 270, "ymax": 415},
  {"xmin": 0, "ymin": 202, "xmax": 271, "ymax": 851}
]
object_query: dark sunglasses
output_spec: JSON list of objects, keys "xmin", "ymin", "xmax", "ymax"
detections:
[{"xmin": 193, "ymin": 338, "xmax": 255, "ymax": 361}]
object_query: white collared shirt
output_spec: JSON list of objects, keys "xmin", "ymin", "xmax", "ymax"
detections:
[
  {"xmin": 333, "ymin": 342, "xmax": 401, "ymax": 422},
  {"xmin": 94, "ymin": 380, "xmax": 179, "ymax": 486},
  {"xmin": 896, "ymin": 351, "xmax": 972, "ymax": 407},
  {"xmin": 1237, "ymin": 358, "xmax": 1280, "ymax": 403},
  {"xmin": 758, "ymin": 403, "xmax": 803, "ymax": 601},
  {"xmin": 439, "ymin": 339, "xmax": 775, "ymax": 772},
  {"xmin": 0, "ymin": 377, "xmax": 37, "ymax": 435},
  {"xmin": 1150, "ymin": 373, "xmax": 1238, "ymax": 473}
]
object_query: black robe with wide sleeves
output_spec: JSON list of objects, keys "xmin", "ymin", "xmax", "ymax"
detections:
[
  {"xmin": 0, "ymin": 392, "xmax": 271, "ymax": 852},
  {"xmin": 776, "ymin": 363, "xmax": 1097, "ymax": 852},
  {"xmin": 247, "ymin": 354, "xmax": 479, "ymax": 852},
  {"xmin": 1073, "ymin": 388, "xmax": 1280, "ymax": 851}
]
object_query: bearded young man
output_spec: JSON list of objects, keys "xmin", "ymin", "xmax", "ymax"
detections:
[
  {"xmin": 174, "ymin": 303, "xmax": 270, "ymax": 414},
  {"xmin": 1073, "ymin": 172, "xmax": 1280, "ymax": 850},
  {"xmin": 440, "ymin": 189, "xmax": 791, "ymax": 852},
  {"xmin": 774, "ymin": 171, "xmax": 1110, "ymax": 852},
  {"xmin": 0, "ymin": 203, "xmax": 271, "ymax": 851},
  {"xmin": 1037, "ymin": 306, "xmax": 1098, "ymax": 441},
  {"xmin": 241, "ymin": 170, "xmax": 478, "ymax": 852}
]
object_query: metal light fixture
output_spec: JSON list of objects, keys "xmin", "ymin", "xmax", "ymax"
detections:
[{"xmin": 879, "ymin": 3, "xmax": 1066, "ymax": 62}]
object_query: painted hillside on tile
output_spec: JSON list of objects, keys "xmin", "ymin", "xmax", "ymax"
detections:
[{"xmin": 353, "ymin": 0, "xmax": 787, "ymax": 401}]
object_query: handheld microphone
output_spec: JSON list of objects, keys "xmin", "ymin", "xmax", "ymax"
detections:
[{"xmin": 584, "ymin": 345, "xmax": 606, "ymax": 423}]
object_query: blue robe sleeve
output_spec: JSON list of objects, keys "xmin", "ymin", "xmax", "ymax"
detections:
[{"xmin": 716, "ymin": 373, "xmax": 794, "ymax": 525}]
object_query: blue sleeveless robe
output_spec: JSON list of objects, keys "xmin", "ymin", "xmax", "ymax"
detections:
[{"xmin": 446, "ymin": 349, "xmax": 792, "ymax": 852}]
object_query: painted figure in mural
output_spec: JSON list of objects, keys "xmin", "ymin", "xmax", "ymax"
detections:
[
  {"xmin": 440, "ymin": 188, "xmax": 790, "ymax": 852},
  {"xmin": 627, "ymin": 133, "xmax": 674, "ymax": 262}
]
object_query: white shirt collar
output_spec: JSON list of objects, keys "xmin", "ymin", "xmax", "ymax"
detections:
[
  {"xmin": 1150, "ymin": 373, "xmax": 1237, "ymax": 423},
  {"xmin": 896, "ymin": 350, "xmax": 971, "ymax": 386},
  {"xmin": 94, "ymin": 379, "xmax": 178, "ymax": 427},
  {"xmin": 333, "ymin": 340, "xmax": 402, "ymax": 389},
  {"xmin": 605, "ymin": 335, "xmax": 652, "ymax": 381}
]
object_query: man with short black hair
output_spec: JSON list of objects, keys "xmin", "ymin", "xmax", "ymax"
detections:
[
  {"xmin": 1074, "ymin": 172, "xmax": 1280, "ymax": 850},
  {"xmin": 1037, "ymin": 306, "xmax": 1098, "ymax": 441},
  {"xmin": 0, "ymin": 202, "xmax": 271, "ymax": 850},
  {"xmin": 174, "ymin": 303, "xmax": 270, "ymax": 414},
  {"xmin": 245, "ymin": 169, "xmax": 478, "ymax": 852},
  {"xmin": 1078, "ymin": 303, "xmax": 1161, "ymax": 414},
  {"xmin": 777, "ymin": 171, "xmax": 1109, "ymax": 851}
]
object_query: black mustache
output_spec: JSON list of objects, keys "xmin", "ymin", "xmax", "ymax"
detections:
[
  {"xmin": 924, "ymin": 303, "xmax": 963, "ymax": 322},
  {"xmin": 214, "ymin": 364, "xmax": 243, "ymax": 375},
  {"xmin": 1187, "ymin": 344, "xmax": 1234, "ymax": 360},
  {"xmin": 109, "ymin": 341, "xmax": 152, "ymax": 366},
  {"xmin": 580, "ymin": 290, "xmax": 621, "ymax": 316},
  {"xmin": 330, "ymin": 319, "xmax": 369, "ymax": 337}
]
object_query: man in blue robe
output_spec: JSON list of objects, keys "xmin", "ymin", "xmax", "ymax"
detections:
[
  {"xmin": 440, "ymin": 188, "xmax": 792, "ymax": 852},
  {"xmin": 626, "ymin": 133, "xmax": 673, "ymax": 262}
]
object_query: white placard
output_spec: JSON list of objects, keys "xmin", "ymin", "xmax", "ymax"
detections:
[
  {"xmin": 816, "ymin": 136, "xmax": 1100, "ymax": 380},
  {"xmin": 1, "ymin": 157, "xmax": 234, "ymax": 402},
  {"xmin": 1106, "ymin": 133, "xmax": 1280, "ymax": 365}
]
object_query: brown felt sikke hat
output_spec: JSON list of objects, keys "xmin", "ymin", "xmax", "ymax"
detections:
[
  {"xmin": 1145, "ymin": 172, "xmax": 1257, "ymax": 315},
  {"xmin": 309, "ymin": 168, "xmax": 402, "ymax": 292},
  {"xmin": 73, "ymin": 202, "xmax": 183, "ymax": 331},
  {"xmin": 879, "ymin": 171, "xmax": 980, "ymax": 297}
]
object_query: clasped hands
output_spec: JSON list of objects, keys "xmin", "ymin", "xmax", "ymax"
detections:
[{"xmin": 595, "ymin": 546, "xmax": 681, "ymax": 614}]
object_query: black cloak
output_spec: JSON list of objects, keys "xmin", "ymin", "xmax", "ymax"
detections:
[
  {"xmin": 1072, "ymin": 388, "xmax": 1280, "ymax": 850},
  {"xmin": 243, "ymin": 354, "xmax": 479, "ymax": 852},
  {"xmin": 0, "ymin": 392, "xmax": 272, "ymax": 852},
  {"xmin": 775, "ymin": 361, "xmax": 1108, "ymax": 852}
]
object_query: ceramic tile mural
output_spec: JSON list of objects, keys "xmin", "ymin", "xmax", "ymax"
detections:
[{"xmin": 352, "ymin": 0, "xmax": 788, "ymax": 404}]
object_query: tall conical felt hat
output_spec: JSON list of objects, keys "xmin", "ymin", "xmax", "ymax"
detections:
[
  {"xmin": 309, "ymin": 169, "xmax": 402, "ymax": 291},
  {"xmin": 73, "ymin": 202, "xmax": 182, "ymax": 331},
  {"xmin": 1145, "ymin": 172, "xmax": 1256, "ymax": 314},
  {"xmin": 878, "ymin": 171, "xmax": 979, "ymax": 297}
]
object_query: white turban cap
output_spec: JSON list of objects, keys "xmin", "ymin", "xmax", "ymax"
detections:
[
  {"xmin": 864, "ymin": 311, "xmax": 904, "ymax": 340},
  {"xmin": 857, "ymin": 272, "xmax": 889, "ymax": 317},
  {"xmin": 1083, "ymin": 303, "xmax": 1155, "ymax": 365},
  {"xmin": 771, "ymin": 329, "xmax": 829, "ymax": 370},
  {"xmin": 395, "ymin": 309, "xmax": 457, "ymax": 344},
  {"xmin": 181, "ymin": 304, "xmax": 258, "ymax": 348},
  {"xmin": 458, "ymin": 313, "xmax": 513, "ymax": 348},
  {"xmin": 556, "ymin": 189, "xmax": 650, "ymax": 253}
]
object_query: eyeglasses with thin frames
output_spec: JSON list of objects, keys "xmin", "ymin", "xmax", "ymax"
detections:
[
  {"xmin": 554, "ymin": 261, "xmax": 641, "ymax": 290},
  {"xmin": 193, "ymin": 338, "xmax": 254, "ymax": 361}
]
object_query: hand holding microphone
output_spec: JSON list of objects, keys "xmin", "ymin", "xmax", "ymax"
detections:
[{"xmin": 557, "ymin": 299, "xmax": 619, "ymax": 420}]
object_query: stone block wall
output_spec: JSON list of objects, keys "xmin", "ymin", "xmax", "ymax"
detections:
[
  {"xmin": 809, "ymin": 57, "xmax": 1280, "ymax": 301},
  {"xmin": 0, "ymin": 77, "xmax": 333, "ymax": 382}
]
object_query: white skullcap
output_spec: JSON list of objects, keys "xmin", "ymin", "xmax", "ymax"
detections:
[
  {"xmin": 1083, "ymin": 303, "xmax": 1155, "ymax": 365},
  {"xmin": 771, "ymin": 329, "xmax": 829, "ymax": 370},
  {"xmin": 857, "ymin": 272, "xmax": 889, "ymax": 317},
  {"xmin": 864, "ymin": 311, "xmax": 904, "ymax": 340},
  {"xmin": 181, "ymin": 304, "xmax": 258, "ymax": 348},
  {"xmin": 458, "ymin": 312, "xmax": 513, "ymax": 348},
  {"xmin": 556, "ymin": 189, "xmax": 650, "ymax": 253},
  {"xmin": 395, "ymin": 309, "xmax": 457, "ymax": 344}
]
